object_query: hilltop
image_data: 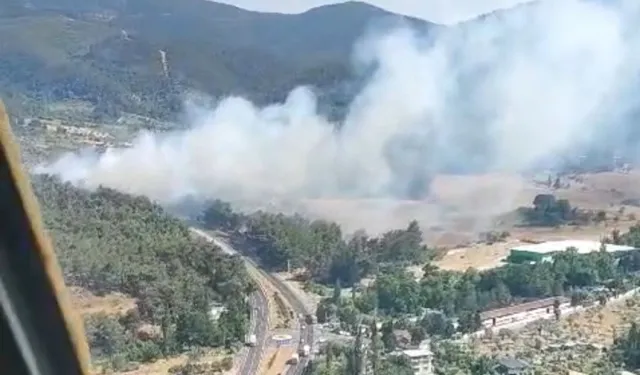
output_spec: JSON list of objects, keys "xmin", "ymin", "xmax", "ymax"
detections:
[{"xmin": 0, "ymin": 0, "xmax": 437, "ymax": 120}]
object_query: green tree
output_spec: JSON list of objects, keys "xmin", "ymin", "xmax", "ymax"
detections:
[
  {"xmin": 332, "ymin": 279, "xmax": 342, "ymax": 304},
  {"xmin": 613, "ymin": 322, "xmax": 640, "ymax": 370},
  {"xmin": 84, "ymin": 314, "xmax": 127, "ymax": 359},
  {"xmin": 380, "ymin": 321, "xmax": 396, "ymax": 352},
  {"xmin": 409, "ymin": 325, "xmax": 426, "ymax": 345},
  {"xmin": 33, "ymin": 175, "xmax": 252, "ymax": 364}
]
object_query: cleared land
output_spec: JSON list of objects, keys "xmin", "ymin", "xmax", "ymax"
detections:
[
  {"xmin": 415, "ymin": 171, "xmax": 640, "ymax": 272},
  {"xmin": 261, "ymin": 346, "xmax": 296, "ymax": 375},
  {"xmin": 70, "ymin": 287, "xmax": 136, "ymax": 316}
]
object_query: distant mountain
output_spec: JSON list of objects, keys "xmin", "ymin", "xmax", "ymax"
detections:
[{"xmin": 0, "ymin": 0, "xmax": 438, "ymax": 120}]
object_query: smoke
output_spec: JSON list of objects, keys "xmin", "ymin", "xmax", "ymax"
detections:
[{"xmin": 39, "ymin": 0, "xmax": 640, "ymax": 230}]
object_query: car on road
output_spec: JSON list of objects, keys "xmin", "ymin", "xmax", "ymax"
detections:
[
  {"xmin": 245, "ymin": 334, "xmax": 257, "ymax": 346},
  {"xmin": 288, "ymin": 353, "xmax": 300, "ymax": 365}
]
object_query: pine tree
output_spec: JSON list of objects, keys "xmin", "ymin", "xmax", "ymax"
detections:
[
  {"xmin": 354, "ymin": 322, "xmax": 364, "ymax": 375},
  {"xmin": 332, "ymin": 279, "xmax": 342, "ymax": 305},
  {"xmin": 370, "ymin": 319, "xmax": 381, "ymax": 375}
]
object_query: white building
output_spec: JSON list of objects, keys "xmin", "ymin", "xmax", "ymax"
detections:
[
  {"xmin": 401, "ymin": 348, "xmax": 433, "ymax": 375},
  {"xmin": 508, "ymin": 240, "xmax": 636, "ymax": 264},
  {"xmin": 209, "ymin": 303, "xmax": 226, "ymax": 321}
]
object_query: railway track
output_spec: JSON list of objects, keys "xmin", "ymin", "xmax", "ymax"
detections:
[
  {"xmin": 190, "ymin": 229, "xmax": 270, "ymax": 375},
  {"xmin": 245, "ymin": 258, "xmax": 314, "ymax": 375},
  {"xmin": 191, "ymin": 229, "xmax": 314, "ymax": 375}
]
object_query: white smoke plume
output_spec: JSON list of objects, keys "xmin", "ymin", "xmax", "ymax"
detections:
[{"xmin": 39, "ymin": 0, "xmax": 640, "ymax": 233}]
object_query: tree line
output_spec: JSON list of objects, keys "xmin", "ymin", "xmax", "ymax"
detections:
[
  {"xmin": 200, "ymin": 199, "xmax": 435, "ymax": 286},
  {"xmin": 200, "ymin": 198, "xmax": 640, "ymax": 336},
  {"xmin": 315, "ymin": 234, "xmax": 640, "ymax": 345},
  {"xmin": 33, "ymin": 175, "xmax": 252, "ymax": 370},
  {"xmin": 517, "ymin": 193, "xmax": 611, "ymax": 227}
]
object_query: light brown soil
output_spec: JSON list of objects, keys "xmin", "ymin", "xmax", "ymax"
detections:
[
  {"xmin": 102, "ymin": 350, "xmax": 229, "ymax": 375},
  {"xmin": 414, "ymin": 171, "xmax": 640, "ymax": 272},
  {"xmin": 431, "ymin": 221, "xmax": 635, "ymax": 272},
  {"xmin": 262, "ymin": 346, "xmax": 296, "ymax": 375},
  {"xmin": 431, "ymin": 240, "xmax": 518, "ymax": 272},
  {"xmin": 70, "ymin": 286, "xmax": 136, "ymax": 316}
]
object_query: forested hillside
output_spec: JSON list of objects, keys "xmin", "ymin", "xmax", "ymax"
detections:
[
  {"xmin": 0, "ymin": 0, "xmax": 436, "ymax": 120},
  {"xmin": 199, "ymin": 199, "xmax": 436, "ymax": 285},
  {"xmin": 32, "ymin": 175, "xmax": 251, "ymax": 369}
]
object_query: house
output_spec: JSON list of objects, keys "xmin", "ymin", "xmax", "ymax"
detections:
[
  {"xmin": 400, "ymin": 348, "xmax": 433, "ymax": 375},
  {"xmin": 480, "ymin": 297, "xmax": 571, "ymax": 330},
  {"xmin": 494, "ymin": 358, "xmax": 532, "ymax": 375}
]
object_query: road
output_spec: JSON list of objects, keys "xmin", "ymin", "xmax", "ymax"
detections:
[
  {"xmin": 192, "ymin": 228, "xmax": 314, "ymax": 375},
  {"xmin": 190, "ymin": 228, "xmax": 269, "ymax": 375},
  {"xmin": 248, "ymin": 260, "xmax": 313, "ymax": 375}
]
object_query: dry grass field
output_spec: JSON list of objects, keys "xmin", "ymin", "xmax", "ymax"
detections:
[{"xmin": 70, "ymin": 286, "xmax": 136, "ymax": 316}]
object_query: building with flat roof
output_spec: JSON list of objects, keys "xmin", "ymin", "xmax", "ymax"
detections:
[
  {"xmin": 400, "ymin": 348, "xmax": 433, "ymax": 375},
  {"xmin": 508, "ymin": 240, "xmax": 636, "ymax": 264},
  {"xmin": 494, "ymin": 357, "xmax": 532, "ymax": 375}
]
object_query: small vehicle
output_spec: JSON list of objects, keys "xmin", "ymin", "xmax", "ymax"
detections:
[
  {"xmin": 299, "ymin": 344, "xmax": 311, "ymax": 357},
  {"xmin": 245, "ymin": 334, "xmax": 257, "ymax": 346},
  {"xmin": 288, "ymin": 353, "xmax": 300, "ymax": 365}
]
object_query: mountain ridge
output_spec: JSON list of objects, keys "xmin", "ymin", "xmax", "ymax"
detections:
[{"xmin": 0, "ymin": 0, "xmax": 437, "ymax": 120}]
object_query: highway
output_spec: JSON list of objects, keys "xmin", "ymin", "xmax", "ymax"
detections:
[
  {"xmin": 255, "ymin": 269, "xmax": 313, "ymax": 375},
  {"xmin": 191, "ymin": 228, "xmax": 314, "ymax": 375},
  {"xmin": 190, "ymin": 228, "xmax": 269, "ymax": 375},
  {"xmin": 238, "ymin": 249, "xmax": 314, "ymax": 375}
]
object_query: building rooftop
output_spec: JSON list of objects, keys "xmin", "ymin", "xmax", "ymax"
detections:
[
  {"xmin": 511, "ymin": 240, "xmax": 635, "ymax": 255},
  {"xmin": 496, "ymin": 358, "xmax": 530, "ymax": 369},
  {"xmin": 402, "ymin": 348, "xmax": 433, "ymax": 358}
]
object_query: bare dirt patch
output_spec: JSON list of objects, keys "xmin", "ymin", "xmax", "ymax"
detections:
[
  {"xmin": 70, "ymin": 286, "xmax": 136, "ymax": 316},
  {"xmin": 262, "ymin": 346, "xmax": 296, "ymax": 375},
  {"xmin": 103, "ymin": 349, "xmax": 230, "ymax": 375},
  {"xmin": 422, "ymin": 171, "xmax": 640, "ymax": 271},
  {"xmin": 432, "ymin": 240, "xmax": 518, "ymax": 272}
]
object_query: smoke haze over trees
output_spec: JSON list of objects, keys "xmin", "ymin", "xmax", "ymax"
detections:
[{"xmin": 36, "ymin": 0, "xmax": 640, "ymax": 208}]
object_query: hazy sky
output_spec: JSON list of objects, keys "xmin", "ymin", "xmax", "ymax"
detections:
[{"xmin": 213, "ymin": 0, "xmax": 534, "ymax": 24}]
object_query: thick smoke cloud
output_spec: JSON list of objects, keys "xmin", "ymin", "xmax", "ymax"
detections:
[{"xmin": 40, "ymin": 0, "xmax": 640, "ymax": 211}]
